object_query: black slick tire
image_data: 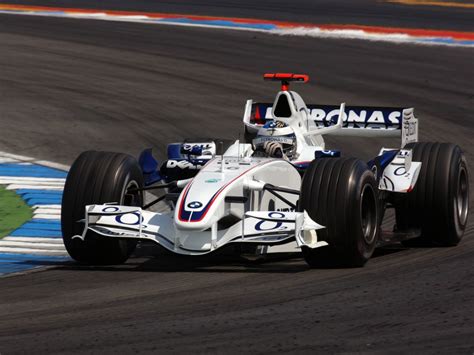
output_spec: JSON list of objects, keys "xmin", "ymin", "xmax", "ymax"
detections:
[
  {"xmin": 394, "ymin": 142, "xmax": 469, "ymax": 246},
  {"xmin": 61, "ymin": 151, "xmax": 144, "ymax": 264},
  {"xmin": 299, "ymin": 158, "xmax": 380, "ymax": 268}
]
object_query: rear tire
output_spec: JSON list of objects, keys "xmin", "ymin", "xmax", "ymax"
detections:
[
  {"xmin": 299, "ymin": 158, "xmax": 380, "ymax": 267},
  {"xmin": 394, "ymin": 142, "xmax": 469, "ymax": 246},
  {"xmin": 61, "ymin": 151, "xmax": 144, "ymax": 264}
]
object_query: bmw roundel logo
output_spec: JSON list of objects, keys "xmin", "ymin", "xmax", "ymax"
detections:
[{"xmin": 187, "ymin": 201, "xmax": 203, "ymax": 209}]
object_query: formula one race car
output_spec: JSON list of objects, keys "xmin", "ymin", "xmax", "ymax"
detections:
[{"xmin": 61, "ymin": 73, "xmax": 469, "ymax": 267}]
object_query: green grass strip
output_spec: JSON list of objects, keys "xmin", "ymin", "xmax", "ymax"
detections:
[{"xmin": 0, "ymin": 186, "xmax": 32, "ymax": 239}]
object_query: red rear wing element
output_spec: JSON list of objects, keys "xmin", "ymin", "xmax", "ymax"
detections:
[{"xmin": 263, "ymin": 73, "xmax": 309, "ymax": 91}]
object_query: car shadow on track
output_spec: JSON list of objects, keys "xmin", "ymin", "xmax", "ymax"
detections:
[
  {"xmin": 55, "ymin": 243, "xmax": 410, "ymax": 274},
  {"xmin": 58, "ymin": 253, "xmax": 310, "ymax": 274}
]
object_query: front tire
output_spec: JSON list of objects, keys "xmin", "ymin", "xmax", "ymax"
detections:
[
  {"xmin": 61, "ymin": 151, "xmax": 144, "ymax": 264},
  {"xmin": 394, "ymin": 142, "xmax": 469, "ymax": 246},
  {"xmin": 299, "ymin": 158, "xmax": 380, "ymax": 267}
]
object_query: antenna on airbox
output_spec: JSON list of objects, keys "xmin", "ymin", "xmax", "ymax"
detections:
[{"xmin": 219, "ymin": 141, "xmax": 224, "ymax": 173}]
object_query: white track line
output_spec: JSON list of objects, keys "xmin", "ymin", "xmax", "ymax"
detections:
[
  {"xmin": 34, "ymin": 160, "xmax": 70, "ymax": 171},
  {"xmin": 0, "ymin": 247, "xmax": 67, "ymax": 255},
  {"xmin": 33, "ymin": 214, "xmax": 61, "ymax": 220},
  {"xmin": 6, "ymin": 184, "xmax": 64, "ymax": 190},
  {"xmin": 34, "ymin": 211, "xmax": 61, "ymax": 216},
  {"xmin": 0, "ymin": 240, "xmax": 65, "ymax": 250},
  {"xmin": 0, "ymin": 157, "xmax": 21, "ymax": 163},
  {"xmin": 3, "ymin": 237, "xmax": 64, "ymax": 244},
  {"xmin": 34, "ymin": 207, "xmax": 61, "ymax": 213},
  {"xmin": 0, "ymin": 177, "xmax": 66, "ymax": 184},
  {"xmin": 33, "ymin": 204, "xmax": 61, "ymax": 210},
  {"xmin": 0, "ymin": 151, "xmax": 69, "ymax": 171}
]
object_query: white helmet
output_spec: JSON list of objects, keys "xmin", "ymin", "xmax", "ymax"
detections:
[{"xmin": 252, "ymin": 120, "xmax": 297, "ymax": 159}]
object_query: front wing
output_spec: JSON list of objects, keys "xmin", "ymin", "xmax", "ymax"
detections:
[{"xmin": 74, "ymin": 205, "xmax": 327, "ymax": 256}]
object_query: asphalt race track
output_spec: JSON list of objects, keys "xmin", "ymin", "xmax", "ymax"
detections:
[{"xmin": 0, "ymin": 2, "xmax": 473, "ymax": 353}]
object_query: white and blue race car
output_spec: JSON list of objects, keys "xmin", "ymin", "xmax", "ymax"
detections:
[{"xmin": 61, "ymin": 73, "xmax": 469, "ymax": 267}]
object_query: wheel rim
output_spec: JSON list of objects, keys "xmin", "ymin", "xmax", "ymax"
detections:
[
  {"xmin": 360, "ymin": 184, "xmax": 377, "ymax": 244},
  {"xmin": 455, "ymin": 167, "xmax": 469, "ymax": 226},
  {"xmin": 122, "ymin": 180, "xmax": 141, "ymax": 207}
]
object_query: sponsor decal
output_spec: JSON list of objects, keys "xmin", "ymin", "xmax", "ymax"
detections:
[
  {"xmin": 402, "ymin": 113, "xmax": 418, "ymax": 145},
  {"xmin": 394, "ymin": 167, "xmax": 411, "ymax": 178},
  {"xmin": 166, "ymin": 160, "xmax": 204, "ymax": 170},
  {"xmin": 253, "ymin": 136, "xmax": 294, "ymax": 145},
  {"xmin": 102, "ymin": 206, "xmax": 120, "ymax": 213},
  {"xmin": 115, "ymin": 212, "xmax": 144, "ymax": 226},
  {"xmin": 255, "ymin": 220, "xmax": 283, "ymax": 231},
  {"xmin": 187, "ymin": 201, "xmax": 203, "ymax": 209},
  {"xmin": 252, "ymin": 103, "xmax": 404, "ymax": 130},
  {"xmin": 181, "ymin": 143, "xmax": 213, "ymax": 156},
  {"xmin": 308, "ymin": 105, "xmax": 402, "ymax": 129},
  {"xmin": 103, "ymin": 207, "xmax": 146, "ymax": 227},
  {"xmin": 182, "ymin": 143, "xmax": 211, "ymax": 151},
  {"xmin": 394, "ymin": 167, "xmax": 406, "ymax": 176},
  {"xmin": 397, "ymin": 149, "xmax": 410, "ymax": 157},
  {"xmin": 277, "ymin": 207, "xmax": 295, "ymax": 212},
  {"xmin": 205, "ymin": 178, "xmax": 221, "ymax": 183},
  {"xmin": 254, "ymin": 212, "xmax": 288, "ymax": 231}
]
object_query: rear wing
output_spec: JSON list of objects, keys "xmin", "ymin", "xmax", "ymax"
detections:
[{"xmin": 243, "ymin": 101, "xmax": 418, "ymax": 147}]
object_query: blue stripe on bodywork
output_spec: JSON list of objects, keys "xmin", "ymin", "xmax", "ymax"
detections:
[
  {"xmin": 378, "ymin": 150, "xmax": 399, "ymax": 168},
  {"xmin": 367, "ymin": 150, "xmax": 398, "ymax": 180},
  {"xmin": 167, "ymin": 143, "xmax": 184, "ymax": 159},
  {"xmin": 179, "ymin": 190, "xmax": 219, "ymax": 222}
]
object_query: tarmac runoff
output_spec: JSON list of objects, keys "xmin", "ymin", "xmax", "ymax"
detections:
[
  {"xmin": 0, "ymin": 4, "xmax": 473, "ymax": 47},
  {"xmin": 0, "ymin": 152, "xmax": 69, "ymax": 276}
]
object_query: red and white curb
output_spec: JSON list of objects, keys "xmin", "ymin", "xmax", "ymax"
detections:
[{"xmin": 0, "ymin": 4, "xmax": 472, "ymax": 47}]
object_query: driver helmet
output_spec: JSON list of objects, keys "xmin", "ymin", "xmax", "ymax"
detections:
[{"xmin": 252, "ymin": 120, "xmax": 297, "ymax": 159}]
